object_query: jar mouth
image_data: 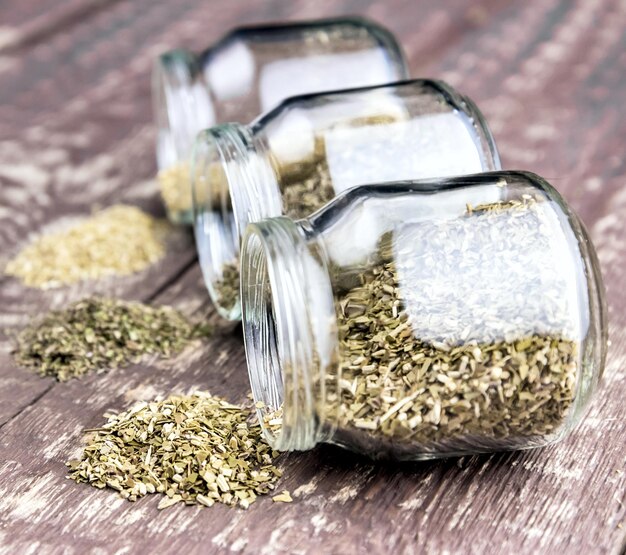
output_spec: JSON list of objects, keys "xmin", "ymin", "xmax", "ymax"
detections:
[
  {"xmin": 152, "ymin": 49, "xmax": 216, "ymax": 171},
  {"xmin": 192, "ymin": 127, "xmax": 242, "ymax": 320},
  {"xmin": 241, "ymin": 217, "xmax": 335, "ymax": 451},
  {"xmin": 192, "ymin": 123, "xmax": 281, "ymax": 321},
  {"xmin": 241, "ymin": 228, "xmax": 288, "ymax": 449}
]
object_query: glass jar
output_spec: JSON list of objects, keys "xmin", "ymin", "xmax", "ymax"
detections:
[
  {"xmin": 240, "ymin": 171, "xmax": 607, "ymax": 460},
  {"xmin": 153, "ymin": 16, "xmax": 409, "ymax": 223},
  {"xmin": 192, "ymin": 79, "xmax": 501, "ymax": 320}
]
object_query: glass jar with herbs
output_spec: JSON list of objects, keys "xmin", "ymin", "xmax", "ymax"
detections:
[
  {"xmin": 153, "ymin": 16, "xmax": 408, "ymax": 223},
  {"xmin": 192, "ymin": 79, "xmax": 501, "ymax": 320},
  {"xmin": 240, "ymin": 171, "xmax": 607, "ymax": 460}
]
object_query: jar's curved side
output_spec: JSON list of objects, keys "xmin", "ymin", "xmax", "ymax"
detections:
[
  {"xmin": 429, "ymin": 80, "xmax": 501, "ymax": 171},
  {"xmin": 226, "ymin": 15, "xmax": 408, "ymax": 71},
  {"xmin": 215, "ymin": 17, "xmax": 410, "ymax": 121},
  {"xmin": 302, "ymin": 172, "xmax": 606, "ymax": 459},
  {"xmin": 225, "ymin": 15, "xmax": 409, "ymax": 81},
  {"xmin": 241, "ymin": 216, "xmax": 338, "ymax": 451},
  {"xmin": 517, "ymin": 171, "xmax": 608, "ymax": 422},
  {"xmin": 339, "ymin": 15, "xmax": 410, "ymax": 80}
]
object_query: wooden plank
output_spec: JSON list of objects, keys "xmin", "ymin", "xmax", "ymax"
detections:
[{"xmin": 0, "ymin": 0, "xmax": 625, "ymax": 554}]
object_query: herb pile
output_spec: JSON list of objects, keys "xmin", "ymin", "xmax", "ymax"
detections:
[
  {"xmin": 5, "ymin": 205, "xmax": 166, "ymax": 288},
  {"xmin": 14, "ymin": 297, "xmax": 211, "ymax": 381},
  {"xmin": 68, "ymin": 392, "xmax": 284, "ymax": 509}
]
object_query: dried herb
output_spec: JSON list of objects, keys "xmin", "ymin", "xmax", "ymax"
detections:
[
  {"xmin": 212, "ymin": 260, "xmax": 241, "ymax": 315},
  {"xmin": 67, "ymin": 392, "xmax": 284, "ymax": 509},
  {"xmin": 324, "ymin": 197, "xmax": 580, "ymax": 452},
  {"xmin": 281, "ymin": 161, "xmax": 335, "ymax": 220},
  {"xmin": 158, "ymin": 162, "xmax": 193, "ymax": 221},
  {"xmin": 14, "ymin": 297, "xmax": 211, "ymax": 381},
  {"xmin": 158, "ymin": 161, "xmax": 230, "ymax": 224},
  {"xmin": 272, "ymin": 490, "xmax": 293, "ymax": 503},
  {"xmin": 334, "ymin": 278, "xmax": 577, "ymax": 445},
  {"xmin": 5, "ymin": 205, "xmax": 166, "ymax": 288}
]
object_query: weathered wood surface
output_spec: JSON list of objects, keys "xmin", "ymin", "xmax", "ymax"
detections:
[{"xmin": 0, "ymin": 0, "xmax": 625, "ymax": 553}]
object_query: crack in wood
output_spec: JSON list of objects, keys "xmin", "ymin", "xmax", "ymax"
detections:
[{"xmin": 0, "ymin": 381, "xmax": 55, "ymax": 432}]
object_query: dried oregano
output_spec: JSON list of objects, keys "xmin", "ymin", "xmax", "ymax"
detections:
[
  {"xmin": 334, "ymin": 279, "xmax": 577, "ymax": 444},
  {"xmin": 67, "ymin": 392, "xmax": 284, "ymax": 509},
  {"xmin": 5, "ymin": 205, "xmax": 166, "ymax": 288},
  {"xmin": 14, "ymin": 297, "xmax": 211, "ymax": 381}
]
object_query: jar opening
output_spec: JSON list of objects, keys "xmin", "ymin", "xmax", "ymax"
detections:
[
  {"xmin": 192, "ymin": 123, "xmax": 281, "ymax": 320},
  {"xmin": 241, "ymin": 218, "xmax": 334, "ymax": 451},
  {"xmin": 241, "ymin": 230, "xmax": 286, "ymax": 447},
  {"xmin": 152, "ymin": 50, "xmax": 215, "ymax": 170},
  {"xmin": 192, "ymin": 128, "xmax": 241, "ymax": 320}
]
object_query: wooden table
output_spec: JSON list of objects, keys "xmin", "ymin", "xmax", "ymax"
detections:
[{"xmin": 0, "ymin": 1, "xmax": 624, "ymax": 553}]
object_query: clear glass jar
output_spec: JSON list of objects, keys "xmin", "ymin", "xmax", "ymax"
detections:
[
  {"xmin": 240, "ymin": 171, "xmax": 607, "ymax": 460},
  {"xmin": 153, "ymin": 16, "xmax": 408, "ymax": 223},
  {"xmin": 192, "ymin": 79, "xmax": 501, "ymax": 320}
]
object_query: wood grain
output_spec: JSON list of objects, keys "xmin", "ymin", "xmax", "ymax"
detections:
[{"xmin": 0, "ymin": 1, "xmax": 625, "ymax": 554}]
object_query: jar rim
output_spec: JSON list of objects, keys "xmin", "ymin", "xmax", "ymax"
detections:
[
  {"xmin": 152, "ymin": 49, "xmax": 215, "ymax": 170},
  {"xmin": 241, "ymin": 217, "xmax": 334, "ymax": 451},
  {"xmin": 191, "ymin": 123, "xmax": 281, "ymax": 320}
]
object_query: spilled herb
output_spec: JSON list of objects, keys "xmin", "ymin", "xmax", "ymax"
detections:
[
  {"xmin": 5, "ymin": 205, "xmax": 167, "ymax": 288},
  {"xmin": 14, "ymin": 297, "xmax": 211, "ymax": 381},
  {"xmin": 68, "ymin": 392, "xmax": 284, "ymax": 509}
]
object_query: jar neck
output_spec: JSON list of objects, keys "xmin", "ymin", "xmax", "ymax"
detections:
[
  {"xmin": 241, "ymin": 216, "xmax": 338, "ymax": 451},
  {"xmin": 152, "ymin": 49, "xmax": 216, "ymax": 169}
]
